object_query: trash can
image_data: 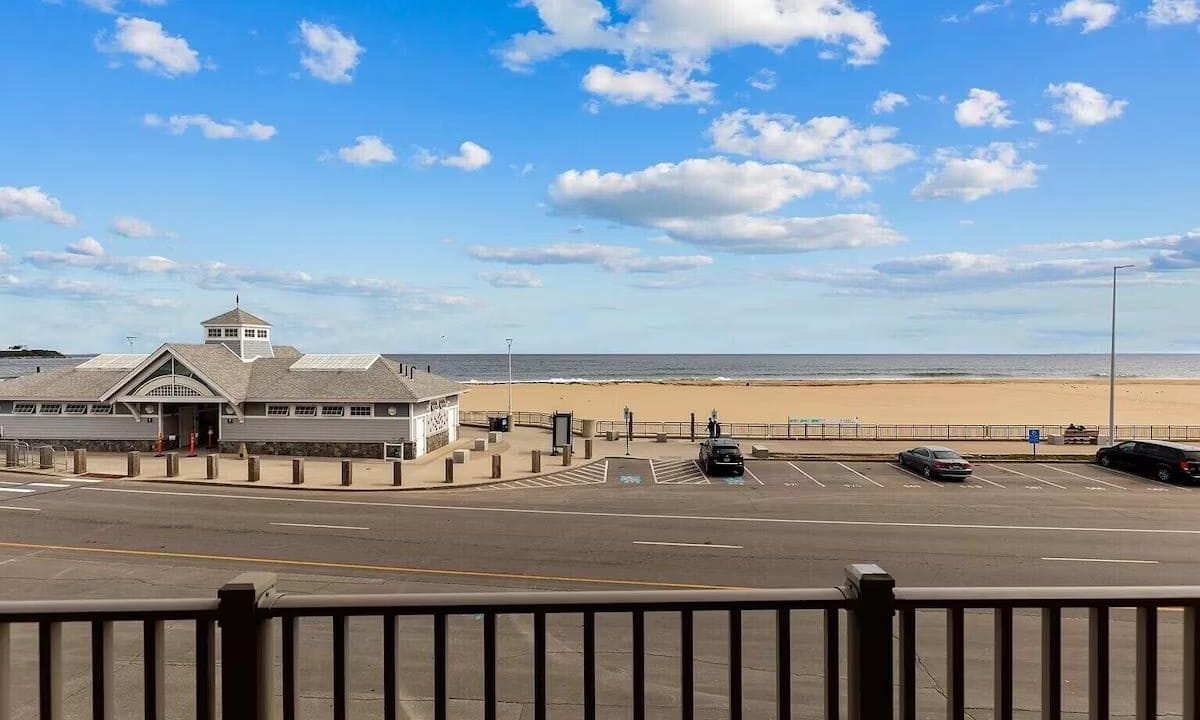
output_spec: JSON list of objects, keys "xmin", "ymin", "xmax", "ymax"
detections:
[{"xmin": 489, "ymin": 416, "xmax": 510, "ymax": 432}]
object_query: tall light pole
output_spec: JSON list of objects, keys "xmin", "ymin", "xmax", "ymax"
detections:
[
  {"xmin": 505, "ymin": 338, "xmax": 514, "ymax": 422},
  {"xmin": 1108, "ymin": 264, "xmax": 1135, "ymax": 446}
]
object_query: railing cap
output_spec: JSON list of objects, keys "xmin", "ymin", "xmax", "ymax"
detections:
[
  {"xmin": 845, "ymin": 563, "xmax": 893, "ymax": 590},
  {"xmin": 218, "ymin": 572, "xmax": 277, "ymax": 603}
]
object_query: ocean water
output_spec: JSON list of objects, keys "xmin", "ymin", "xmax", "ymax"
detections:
[{"xmin": 3, "ymin": 354, "xmax": 1199, "ymax": 383}]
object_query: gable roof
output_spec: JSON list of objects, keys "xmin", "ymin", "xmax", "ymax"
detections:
[
  {"xmin": 0, "ymin": 363, "xmax": 124, "ymax": 401},
  {"xmin": 201, "ymin": 308, "xmax": 271, "ymax": 327},
  {"xmin": 97, "ymin": 343, "xmax": 252, "ymax": 404},
  {"xmin": 243, "ymin": 356, "xmax": 462, "ymax": 402}
]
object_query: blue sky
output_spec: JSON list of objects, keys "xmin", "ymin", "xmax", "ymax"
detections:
[{"xmin": 2, "ymin": 0, "xmax": 1198, "ymax": 354}]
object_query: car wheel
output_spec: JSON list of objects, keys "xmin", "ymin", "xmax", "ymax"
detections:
[
  {"xmin": 1099, "ymin": 454, "xmax": 1112, "ymax": 468},
  {"xmin": 736, "ymin": 468, "xmax": 744, "ymax": 476},
  {"xmin": 1156, "ymin": 465, "xmax": 1172, "ymax": 483},
  {"xmin": 922, "ymin": 465, "xmax": 932, "ymax": 479}
]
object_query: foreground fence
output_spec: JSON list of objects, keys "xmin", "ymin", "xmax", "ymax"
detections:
[
  {"xmin": 460, "ymin": 410, "xmax": 1200, "ymax": 442},
  {"xmin": 2, "ymin": 565, "xmax": 1200, "ymax": 719}
]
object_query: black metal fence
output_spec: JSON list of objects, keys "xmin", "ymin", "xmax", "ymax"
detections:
[{"xmin": 3, "ymin": 565, "xmax": 1200, "ymax": 719}]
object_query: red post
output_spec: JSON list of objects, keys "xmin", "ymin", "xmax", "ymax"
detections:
[
  {"xmin": 155, "ymin": 433, "xmax": 164, "ymax": 457},
  {"xmin": 188, "ymin": 432, "xmax": 197, "ymax": 458}
]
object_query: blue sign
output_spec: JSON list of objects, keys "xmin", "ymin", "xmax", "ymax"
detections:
[{"xmin": 1028, "ymin": 429, "xmax": 1041, "ymax": 444}]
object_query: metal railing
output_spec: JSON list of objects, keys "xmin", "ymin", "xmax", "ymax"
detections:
[
  {"xmin": 459, "ymin": 411, "xmax": 1200, "ymax": 442},
  {"xmin": 0, "ymin": 439, "xmax": 34, "ymax": 468},
  {"xmin": 3, "ymin": 565, "xmax": 1200, "ymax": 719}
]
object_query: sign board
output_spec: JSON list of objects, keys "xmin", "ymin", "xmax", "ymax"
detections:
[
  {"xmin": 551, "ymin": 412, "xmax": 573, "ymax": 450},
  {"xmin": 1028, "ymin": 429, "xmax": 1041, "ymax": 445},
  {"xmin": 788, "ymin": 417, "xmax": 823, "ymax": 425}
]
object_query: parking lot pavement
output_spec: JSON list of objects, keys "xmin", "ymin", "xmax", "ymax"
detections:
[
  {"xmin": 473, "ymin": 459, "xmax": 609, "ymax": 491},
  {"xmin": 651, "ymin": 458, "xmax": 709, "ymax": 485},
  {"xmin": 0, "ymin": 474, "xmax": 104, "ymax": 504}
]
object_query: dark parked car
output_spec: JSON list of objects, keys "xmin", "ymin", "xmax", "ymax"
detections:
[
  {"xmin": 698, "ymin": 437, "xmax": 744, "ymax": 476},
  {"xmin": 897, "ymin": 446, "xmax": 973, "ymax": 481},
  {"xmin": 1096, "ymin": 440, "xmax": 1200, "ymax": 484}
]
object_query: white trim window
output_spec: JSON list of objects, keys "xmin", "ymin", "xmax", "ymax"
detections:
[
  {"xmin": 13, "ymin": 403, "xmax": 35, "ymax": 415},
  {"xmin": 206, "ymin": 328, "xmax": 222, "ymax": 338},
  {"xmin": 266, "ymin": 405, "xmax": 290, "ymax": 417},
  {"xmin": 39, "ymin": 404, "xmax": 63, "ymax": 415},
  {"xmin": 89, "ymin": 404, "xmax": 114, "ymax": 415},
  {"xmin": 349, "ymin": 405, "xmax": 373, "ymax": 417},
  {"xmin": 223, "ymin": 328, "xmax": 238, "ymax": 338},
  {"xmin": 320, "ymin": 405, "xmax": 345, "ymax": 417},
  {"xmin": 294, "ymin": 405, "xmax": 317, "ymax": 417},
  {"xmin": 65, "ymin": 403, "xmax": 88, "ymax": 415},
  {"xmin": 256, "ymin": 329, "xmax": 269, "ymax": 338}
]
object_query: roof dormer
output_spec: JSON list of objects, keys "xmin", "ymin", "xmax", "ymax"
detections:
[{"xmin": 201, "ymin": 308, "xmax": 274, "ymax": 361}]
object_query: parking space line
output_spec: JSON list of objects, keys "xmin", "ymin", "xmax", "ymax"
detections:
[
  {"xmin": 972, "ymin": 475, "xmax": 1007, "ymax": 489},
  {"xmin": 1040, "ymin": 464, "xmax": 1127, "ymax": 490},
  {"xmin": 888, "ymin": 463, "xmax": 942, "ymax": 488},
  {"xmin": 28, "ymin": 483, "xmax": 70, "ymax": 488},
  {"xmin": 0, "ymin": 487, "xmax": 35, "ymax": 494},
  {"xmin": 787, "ymin": 463, "xmax": 825, "ymax": 488},
  {"xmin": 1093, "ymin": 464, "xmax": 1192, "ymax": 492},
  {"xmin": 633, "ymin": 541, "xmax": 743, "ymax": 550},
  {"xmin": 649, "ymin": 460, "xmax": 658, "ymax": 484},
  {"xmin": 837, "ymin": 462, "xmax": 885, "ymax": 488},
  {"xmin": 270, "ymin": 522, "xmax": 370, "ymax": 531},
  {"xmin": 1041, "ymin": 557, "xmax": 1158, "ymax": 565},
  {"xmin": 987, "ymin": 464, "xmax": 1068, "ymax": 490},
  {"xmin": 743, "ymin": 466, "xmax": 764, "ymax": 486}
]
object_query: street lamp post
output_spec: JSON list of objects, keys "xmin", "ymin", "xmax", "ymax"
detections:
[
  {"xmin": 623, "ymin": 405, "xmax": 631, "ymax": 456},
  {"xmin": 1108, "ymin": 264, "xmax": 1134, "ymax": 446},
  {"xmin": 505, "ymin": 338, "xmax": 514, "ymax": 423}
]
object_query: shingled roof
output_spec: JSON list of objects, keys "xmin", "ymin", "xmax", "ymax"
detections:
[
  {"xmin": 0, "ymin": 363, "xmax": 123, "ymax": 401},
  {"xmin": 242, "ymin": 356, "xmax": 462, "ymax": 402},
  {"xmin": 200, "ymin": 308, "xmax": 271, "ymax": 327}
]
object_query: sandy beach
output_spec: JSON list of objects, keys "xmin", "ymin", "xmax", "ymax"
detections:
[{"xmin": 460, "ymin": 379, "xmax": 1200, "ymax": 425}]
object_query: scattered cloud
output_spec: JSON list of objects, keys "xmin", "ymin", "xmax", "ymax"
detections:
[
  {"xmin": 143, "ymin": 113, "xmax": 276, "ymax": 141},
  {"xmin": 1045, "ymin": 82, "xmax": 1127, "ymax": 126},
  {"xmin": 1147, "ymin": 0, "xmax": 1200, "ymax": 25},
  {"xmin": 1033, "ymin": 118, "xmax": 1056, "ymax": 133},
  {"xmin": 298, "ymin": 20, "xmax": 363, "ymax": 83},
  {"xmin": 1048, "ymin": 0, "xmax": 1119, "ymax": 32},
  {"xmin": 109, "ymin": 215, "xmax": 175, "ymax": 239},
  {"xmin": 912, "ymin": 142, "xmax": 1042, "ymax": 202},
  {"xmin": 97, "ymin": 17, "xmax": 200, "ymax": 77},
  {"xmin": 329, "ymin": 135, "xmax": 396, "ymax": 166},
  {"xmin": 0, "ymin": 186, "xmax": 77, "ymax": 226},
  {"xmin": 414, "ymin": 141, "xmax": 492, "ymax": 171},
  {"xmin": 582, "ymin": 64, "xmax": 714, "ymax": 106},
  {"xmin": 0, "ymin": 274, "xmax": 126, "ymax": 301},
  {"xmin": 0, "ymin": 245, "xmax": 10, "ymax": 265},
  {"xmin": 75, "ymin": 0, "xmax": 167, "ymax": 12},
  {"xmin": 468, "ymin": 242, "xmax": 713, "ymax": 273},
  {"xmin": 67, "ymin": 236, "xmax": 105, "ymax": 256},
  {"xmin": 656, "ymin": 213, "xmax": 905, "ymax": 254},
  {"xmin": 942, "ymin": 0, "xmax": 1011, "ymax": 23},
  {"xmin": 747, "ymin": 68, "xmax": 777, "ymax": 91},
  {"xmin": 709, "ymin": 110, "xmax": 917, "ymax": 173},
  {"xmin": 477, "ymin": 269, "xmax": 544, "ymax": 288},
  {"xmin": 871, "ymin": 91, "xmax": 908, "ymax": 114},
  {"xmin": 25, "ymin": 239, "xmax": 179, "ymax": 274},
  {"xmin": 954, "ymin": 88, "xmax": 1015, "ymax": 128}
]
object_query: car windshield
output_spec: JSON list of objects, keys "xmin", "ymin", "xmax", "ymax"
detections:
[
  {"xmin": 1185, "ymin": 451, "xmax": 1200, "ymax": 461},
  {"xmin": 933, "ymin": 451, "xmax": 961, "ymax": 459}
]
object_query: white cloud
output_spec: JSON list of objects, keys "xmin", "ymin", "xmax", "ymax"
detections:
[
  {"xmin": 912, "ymin": 142, "xmax": 1043, "ymax": 202},
  {"xmin": 1022, "ymin": 228, "xmax": 1199, "ymax": 255},
  {"xmin": 298, "ymin": 20, "xmax": 363, "ymax": 83},
  {"xmin": 1048, "ymin": 0, "xmax": 1119, "ymax": 32},
  {"xmin": 973, "ymin": 0, "xmax": 1011, "ymax": 13},
  {"xmin": 1147, "ymin": 0, "xmax": 1200, "ymax": 25},
  {"xmin": 143, "ymin": 113, "xmax": 276, "ymax": 141},
  {"xmin": 871, "ymin": 91, "xmax": 908, "ymax": 114},
  {"xmin": 1033, "ymin": 118, "xmax": 1056, "ymax": 133},
  {"xmin": 0, "ymin": 186, "xmax": 77, "ymax": 226},
  {"xmin": 708, "ymin": 110, "xmax": 917, "ymax": 173},
  {"xmin": 332, "ymin": 135, "xmax": 396, "ymax": 167},
  {"xmin": 77, "ymin": 0, "xmax": 168, "ymax": 11},
  {"xmin": 582, "ymin": 64, "xmax": 714, "ymax": 106},
  {"xmin": 747, "ymin": 68, "xmax": 777, "ymax": 91},
  {"xmin": 67, "ymin": 236, "xmax": 105, "ymax": 256},
  {"xmin": 110, "ymin": 215, "xmax": 174, "ymax": 239},
  {"xmin": 0, "ymin": 245, "xmax": 10, "ymax": 265},
  {"xmin": 25, "ymin": 241, "xmax": 178, "ymax": 275},
  {"xmin": 1045, "ymin": 82, "xmax": 1127, "ymax": 126},
  {"xmin": 656, "ymin": 213, "xmax": 905, "ymax": 254},
  {"xmin": 469, "ymin": 242, "xmax": 713, "ymax": 272},
  {"xmin": 98, "ymin": 17, "xmax": 200, "ymax": 77},
  {"xmin": 414, "ymin": 141, "xmax": 493, "ymax": 171},
  {"xmin": 954, "ymin": 88, "xmax": 1015, "ymax": 128},
  {"xmin": 477, "ymin": 269, "xmax": 544, "ymax": 288}
]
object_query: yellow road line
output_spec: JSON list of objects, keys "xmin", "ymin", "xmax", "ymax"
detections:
[{"xmin": 0, "ymin": 541, "xmax": 739, "ymax": 590}]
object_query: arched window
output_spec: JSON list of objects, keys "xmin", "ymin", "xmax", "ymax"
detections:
[{"xmin": 146, "ymin": 384, "xmax": 201, "ymax": 397}]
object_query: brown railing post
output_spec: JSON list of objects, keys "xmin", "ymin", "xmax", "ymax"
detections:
[
  {"xmin": 845, "ymin": 563, "xmax": 895, "ymax": 720},
  {"xmin": 218, "ymin": 573, "xmax": 277, "ymax": 720}
]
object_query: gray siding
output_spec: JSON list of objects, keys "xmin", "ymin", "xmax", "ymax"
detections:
[
  {"xmin": 0, "ymin": 415, "xmax": 158, "ymax": 440},
  {"xmin": 222, "ymin": 417, "xmax": 410, "ymax": 443}
]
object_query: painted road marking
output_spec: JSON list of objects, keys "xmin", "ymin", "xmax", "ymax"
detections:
[
  {"xmin": 987, "ymin": 464, "xmax": 1068, "ymax": 490},
  {"xmin": 1041, "ymin": 557, "xmax": 1159, "ymax": 565},
  {"xmin": 83, "ymin": 487, "xmax": 1200, "ymax": 537},
  {"xmin": 620, "ymin": 476, "xmax": 642, "ymax": 484},
  {"xmin": 889, "ymin": 463, "xmax": 941, "ymax": 488},
  {"xmin": 270, "ymin": 522, "xmax": 370, "ymax": 531},
  {"xmin": 743, "ymin": 466, "xmax": 764, "ymax": 486},
  {"xmin": 652, "ymin": 459, "xmax": 708, "ymax": 485},
  {"xmin": 28, "ymin": 482, "xmax": 70, "ymax": 488},
  {"xmin": 633, "ymin": 541, "xmax": 743, "ymax": 550},
  {"xmin": 837, "ymin": 462, "xmax": 884, "ymax": 488},
  {"xmin": 67, "ymin": 478, "xmax": 103, "ymax": 483},
  {"xmin": 787, "ymin": 463, "xmax": 825, "ymax": 488},
  {"xmin": 649, "ymin": 460, "xmax": 658, "ymax": 484},
  {"xmin": 1040, "ymin": 464, "xmax": 1127, "ymax": 490},
  {"xmin": 1091, "ymin": 463, "xmax": 1192, "ymax": 491},
  {"xmin": 972, "ymin": 475, "xmax": 1007, "ymax": 489},
  {"xmin": 0, "ymin": 487, "xmax": 35, "ymax": 494},
  {"xmin": 0, "ymin": 505, "xmax": 39, "ymax": 512}
]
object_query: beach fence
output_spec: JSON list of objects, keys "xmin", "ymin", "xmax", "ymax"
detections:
[{"xmin": 459, "ymin": 411, "xmax": 1200, "ymax": 442}]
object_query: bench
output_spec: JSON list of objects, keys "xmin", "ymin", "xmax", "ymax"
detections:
[{"xmin": 1064, "ymin": 429, "xmax": 1100, "ymax": 445}]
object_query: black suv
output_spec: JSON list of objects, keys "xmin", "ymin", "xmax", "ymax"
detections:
[
  {"xmin": 698, "ymin": 437, "xmax": 744, "ymax": 476},
  {"xmin": 1096, "ymin": 440, "xmax": 1200, "ymax": 484}
]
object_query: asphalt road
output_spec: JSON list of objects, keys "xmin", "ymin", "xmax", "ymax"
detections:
[{"xmin": 2, "ymin": 459, "xmax": 1198, "ymax": 719}]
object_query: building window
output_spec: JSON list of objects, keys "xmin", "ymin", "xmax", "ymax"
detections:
[
  {"xmin": 320, "ymin": 405, "xmax": 345, "ymax": 417},
  {"xmin": 258, "ymin": 329, "xmax": 269, "ymax": 338},
  {"xmin": 147, "ymin": 385, "xmax": 201, "ymax": 397},
  {"xmin": 39, "ymin": 404, "xmax": 62, "ymax": 415},
  {"xmin": 65, "ymin": 403, "xmax": 88, "ymax": 415},
  {"xmin": 294, "ymin": 405, "xmax": 317, "ymax": 417},
  {"xmin": 13, "ymin": 403, "xmax": 35, "ymax": 414},
  {"xmin": 89, "ymin": 404, "xmax": 114, "ymax": 415},
  {"xmin": 267, "ymin": 405, "xmax": 290, "ymax": 417},
  {"xmin": 350, "ymin": 405, "xmax": 372, "ymax": 417},
  {"xmin": 207, "ymin": 328, "xmax": 222, "ymax": 338},
  {"xmin": 223, "ymin": 328, "xmax": 238, "ymax": 338}
]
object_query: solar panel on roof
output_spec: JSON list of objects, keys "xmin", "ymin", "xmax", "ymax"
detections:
[
  {"xmin": 289, "ymin": 354, "xmax": 380, "ymax": 371},
  {"xmin": 77, "ymin": 354, "xmax": 149, "ymax": 371}
]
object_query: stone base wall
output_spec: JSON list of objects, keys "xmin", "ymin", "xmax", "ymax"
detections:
[
  {"xmin": 219, "ymin": 441, "xmax": 384, "ymax": 459},
  {"xmin": 426, "ymin": 430, "xmax": 450, "ymax": 453},
  {"xmin": 6, "ymin": 439, "xmax": 157, "ymax": 453}
]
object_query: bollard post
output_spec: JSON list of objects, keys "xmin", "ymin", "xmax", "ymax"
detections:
[
  {"xmin": 127, "ymin": 451, "xmax": 141, "ymax": 478},
  {"xmin": 444, "ymin": 457, "xmax": 454, "ymax": 484},
  {"xmin": 391, "ymin": 460, "xmax": 403, "ymax": 487},
  {"xmin": 247, "ymin": 457, "xmax": 260, "ymax": 483},
  {"xmin": 585, "ymin": 438, "xmax": 593, "ymax": 460},
  {"xmin": 207, "ymin": 454, "xmax": 219, "ymax": 480},
  {"xmin": 340, "ymin": 460, "xmax": 352, "ymax": 486},
  {"xmin": 531, "ymin": 450, "xmax": 541, "ymax": 473},
  {"xmin": 845, "ymin": 564, "xmax": 896, "ymax": 720},
  {"xmin": 491, "ymin": 454, "xmax": 502, "ymax": 479},
  {"xmin": 292, "ymin": 458, "xmax": 305, "ymax": 485},
  {"xmin": 5, "ymin": 443, "xmax": 17, "ymax": 467},
  {"xmin": 166, "ymin": 452, "xmax": 180, "ymax": 478},
  {"xmin": 562, "ymin": 445, "xmax": 572, "ymax": 466},
  {"xmin": 691, "ymin": 412, "xmax": 696, "ymax": 443},
  {"xmin": 38, "ymin": 446, "xmax": 54, "ymax": 470},
  {"xmin": 218, "ymin": 573, "xmax": 277, "ymax": 720},
  {"xmin": 72, "ymin": 448, "xmax": 87, "ymax": 474}
]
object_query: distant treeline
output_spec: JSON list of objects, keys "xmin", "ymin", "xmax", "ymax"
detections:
[{"xmin": 0, "ymin": 348, "xmax": 64, "ymax": 358}]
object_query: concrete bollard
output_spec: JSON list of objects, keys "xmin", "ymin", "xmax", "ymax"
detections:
[
  {"xmin": 488, "ymin": 431, "xmax": 501, "ymax": 444},
  {"xmin": 38, "ymin": 446, "xmax": 53, "ymax": 470},
  {"xmin": 207, "ymin": 454, "xmax": 219, "ymax": 480},
  {"xmin": 585, "ymin": 438, "xmax": 593, "ymax": 460},
  {"xmin": 606, "ymin": 430, "xmax": 619, "ymax": 442},
  {"xmin": 127, "ymin": 451, "xmax": 141, "ymax": 478},
  {"xmin": 392, "ymin": 460, "xmax": 403, "ymax": 487},
  {"xmin": 473, "ymin": 438, "xmax": 487, "ymax": 452},
  {"xmin": 562, "ymin": 446, "xmax": 572, "ymax": 466},
  {"xmin": 292, "ymin": 458, "xmax": 305, "ymax": 485},
  {"xmin": 72, "ymin": 448, "xmax": 87, "ymax": 474},
  {"xmin": 341, "ymin": 460, "xmax": 353, "ymax": 486},
  {"xmin": 247, "ymin": 457, "xmax": 260, "ymax": 483},
  {"xmin": 655, "ymin": 433, "xmax": 668, "ymax": 443},
  {"xmin": 491, "ymin": 454, "xmax": 502, "ymax": 479},
  {"xmin": 5, "ymin": 444, "xmax": 18, "ymax": 468},
  {"xmin": 444, "ymin": 457, "xmax": 454, "ymax": 484},
  {"xmin": 166, "ymin": 452, "xmax": 180, "ymax": 478},
  {"xmin": 531, "ymin": 450, "xmax": 541, "ymax": 473}
]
